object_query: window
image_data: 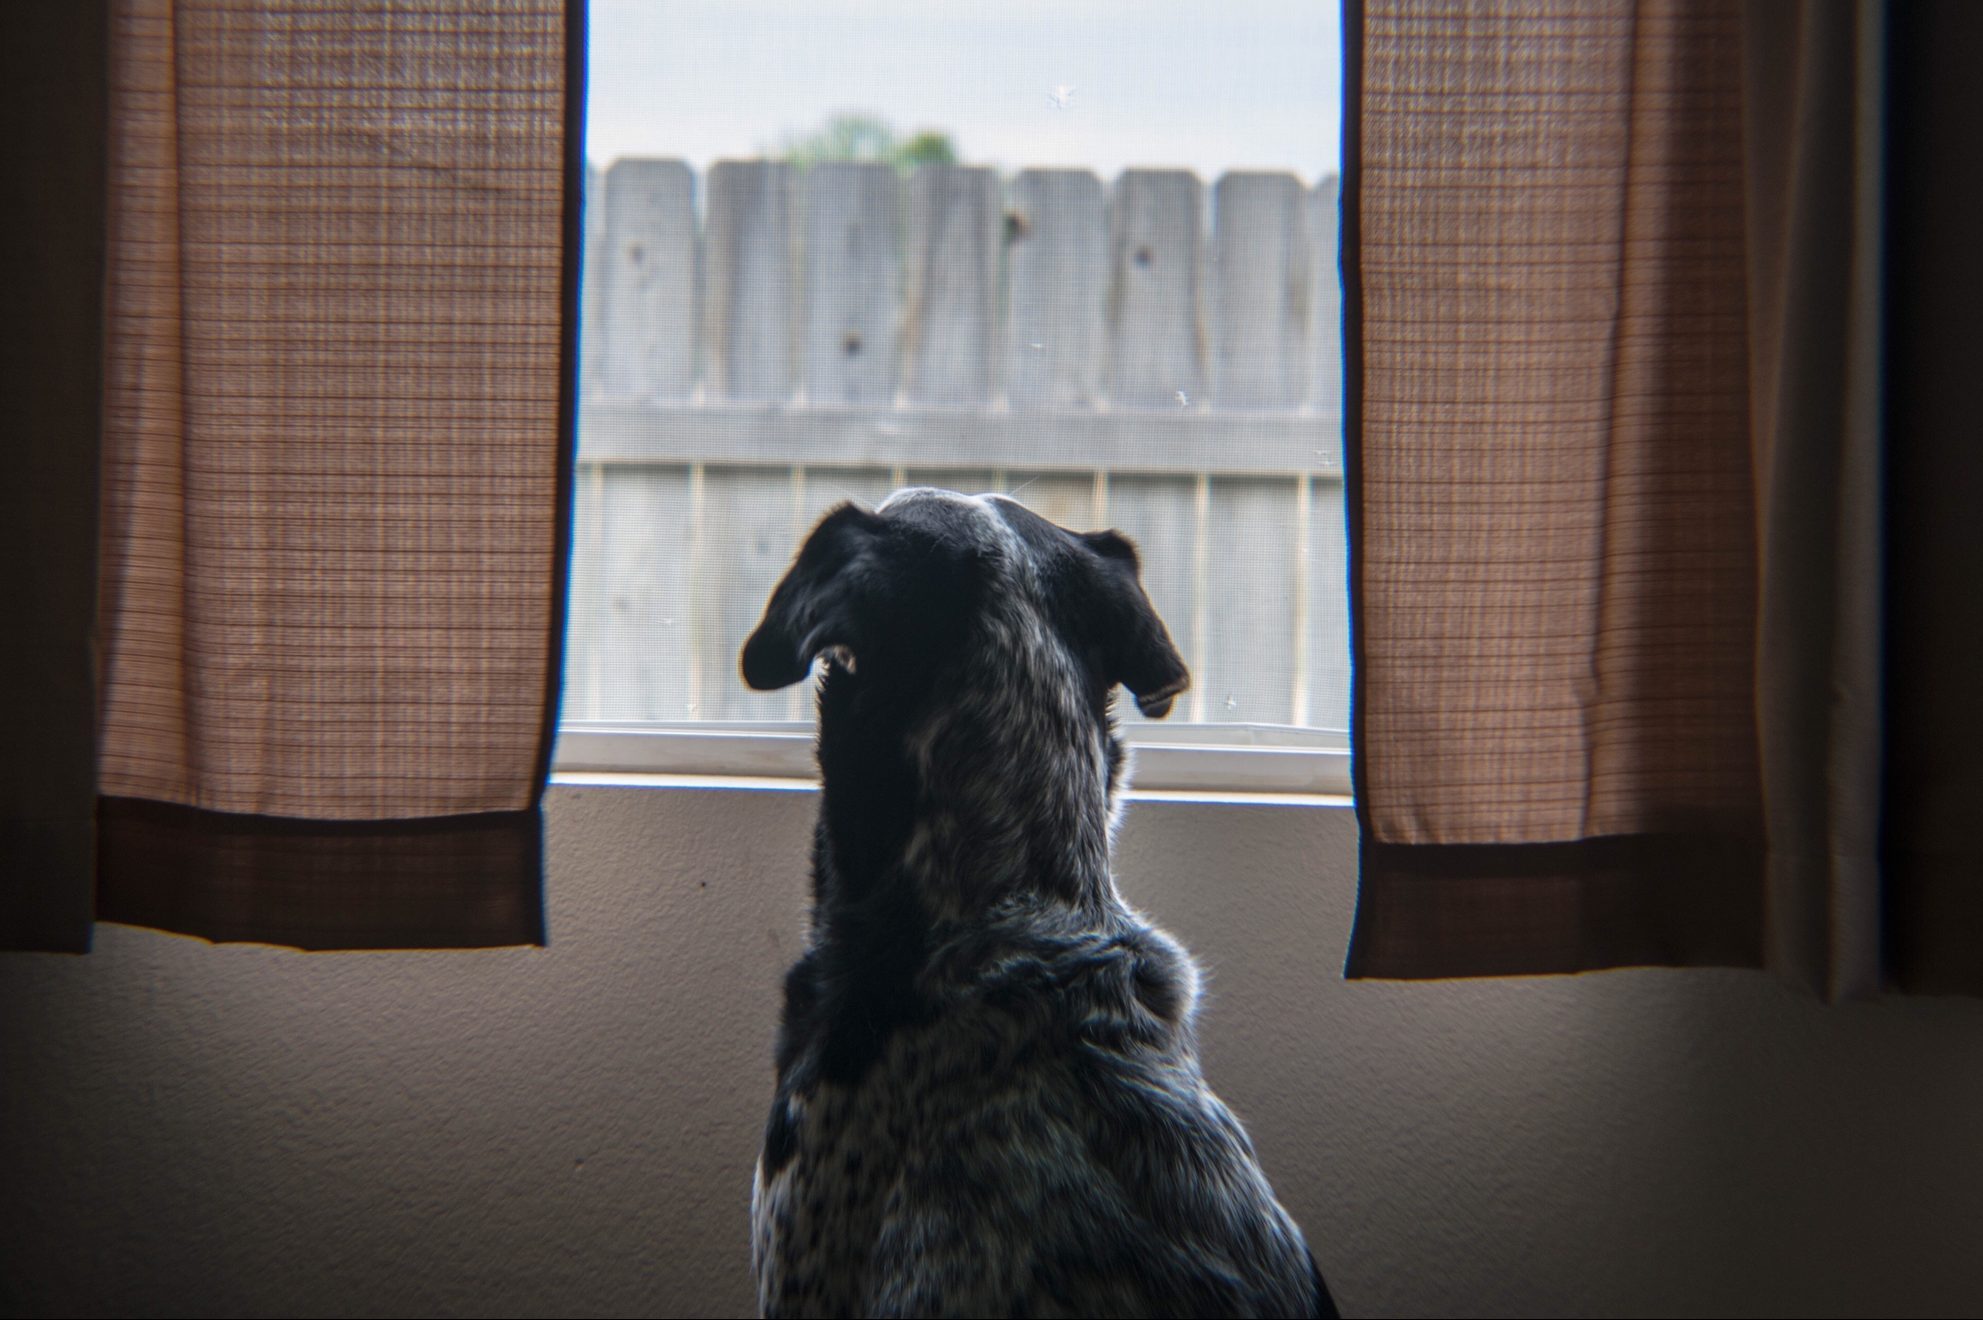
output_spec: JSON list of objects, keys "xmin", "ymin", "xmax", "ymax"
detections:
[{"xmin": 557, "ymin": 0, "xmax": 1349, "ymax": 795}]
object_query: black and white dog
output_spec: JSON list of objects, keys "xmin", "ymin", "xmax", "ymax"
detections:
[{"xmin": 741, "ymin": 488, "xmax": 1337, "ymax": 1319}]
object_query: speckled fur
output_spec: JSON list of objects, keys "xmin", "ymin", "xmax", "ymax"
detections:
[{"xmin": 740, "ymin": 490, "xmax": 1336, "ymax": 1319}]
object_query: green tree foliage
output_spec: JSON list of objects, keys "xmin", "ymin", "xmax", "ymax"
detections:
[
  {"xmin": 778, "ymin": 112, "xmax": 958, "ymax": 171},
  {"xmin": 894, "ymin": 132, "xmax": 957, "ymax": 168}
]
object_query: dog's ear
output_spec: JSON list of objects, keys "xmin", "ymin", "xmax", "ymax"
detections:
[
  {"xmin": 1081, "ymin": 530, "xmax": 1190, "ymax": 719},
  {"xmin": 741, "ymin": 503, "xmax": 885, "ymax": 691}
]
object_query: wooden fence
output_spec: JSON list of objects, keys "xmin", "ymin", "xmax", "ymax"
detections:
[{"xmin": 567, "ymin": 159, "xmax": 1347, "ymax": 728}]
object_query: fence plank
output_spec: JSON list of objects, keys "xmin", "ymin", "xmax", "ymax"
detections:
[
  {"xmin": 697, "ymin": 466, "xmax": 803, "ymax": 718},
  {"xmin": 1212, "ymin": 172, "xmax": 1310, "ymax": 409},
  {"xmin": 593, "ymin": 465, "xmax": 697, "ymax": 720},
  {"xmin": 1308, "ymin": 174, "xmax": 1343, "ymax": 423},
  {"xmin": 599, "ymin": 160, "xmax": 697, "ymax": 401},
  {"xmin": 1006, "ymin": 170, "xmax": 1107, "ymax": 410},
  {"xmin": 580, "ymin": 164, "xmax": 606, "ymax": 401},
  {"xmin": 903, "ymin": 166, "xmax": 1001, "ymax": 406},
  {"xmin": 705, "ymin": 161, "xmax": 796, "ymax": 402},
  {"xmin": 1307, "ymin": 477, "xmax": 1352, "ymax": 732},
  {"xmin": 1202, "ymin": 476, "xmax": 1300, "ymax": 724},
  {"xmin": 1105, "ymin": 475, "xmax": 1201, "ymax": 725},
  {"xmin": 1003, "ymin": 472, "xmax": 1098, "ymax": 531},
  {"xmin": 564, "ymin": 462, "xmax": 604, "ymax": 718},
  {"xmin": 903, "ymin": 467, "xmax": 997, "ymax": 497},
  {"xmin": 797, "ymin": 467, "xmax": 898, "ymax": 526},
  {"xmin": 803, "ymin": 164, "xmax": 900, "ymax": 406},
  {"xmin": 1108, "ymin": 170, "xmax": 1205, "ymax": 410}
]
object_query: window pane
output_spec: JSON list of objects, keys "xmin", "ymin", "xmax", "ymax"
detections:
[{"xmin": 568, "ymin": 0, "xmax": 1346, "ymax": 731}]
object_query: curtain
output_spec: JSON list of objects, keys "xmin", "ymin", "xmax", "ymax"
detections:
[
  {"xmin": 62, "ymin": 0, "xmax": 582, "ymax": 950},
  {"xmin": 1743, "ymin": 0, "xmax": 1883, "ymax": 998},
  {"xmin": 0, "ymin": 6, "xmax": 112, "ymax": 952},
  {"xmin": 1882, "ymin": 1, "xmax": 1983, "ymax": 996},
  {"xmin": 1344, "ymin": 0, "xmax": 1981, "ymax": 998}
]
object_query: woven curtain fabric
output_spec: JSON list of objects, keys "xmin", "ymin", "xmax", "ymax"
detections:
[
  {"xmin": 1347, "ymin": 0, "xmax": 1801, "ymax": 980},
  {"xmin": 96, "ymin": 0, "xmax": 576, "ymax": 947}
]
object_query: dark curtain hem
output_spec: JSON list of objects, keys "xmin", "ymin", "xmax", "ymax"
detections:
[
  {"xmin": 96, "ymin": 796, "xmax": 546, "ymax": 951},
  {"xmin": 1345, "ymin": 832, "xmax": 1763, "ymax": 980}
]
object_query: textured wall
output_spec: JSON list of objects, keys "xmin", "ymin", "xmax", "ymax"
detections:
[{"xmin": 4, "ymin": 785, "xmax": 1983, "ymax": 1317}]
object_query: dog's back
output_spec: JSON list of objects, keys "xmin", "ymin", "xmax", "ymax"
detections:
[{"xmin": 742, "ymin": 489, "xmax": 1336, "ymax": 1319}]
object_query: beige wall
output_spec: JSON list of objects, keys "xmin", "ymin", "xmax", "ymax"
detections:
[{"xmin": 4, "ymin": 783, "xmax": 1982, "ymax": 1317}]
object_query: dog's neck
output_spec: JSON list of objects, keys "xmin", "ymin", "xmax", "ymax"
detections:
[{"xmin": 812, "ymin": 613, "xmax": 1121, "ymax": 930}]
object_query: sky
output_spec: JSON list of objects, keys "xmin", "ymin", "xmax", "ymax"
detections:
[{"xmin": 586, "ymin": 0, "xmax": 1343, "ymax": 186}]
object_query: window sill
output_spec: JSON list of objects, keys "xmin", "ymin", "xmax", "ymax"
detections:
[{"xmin": 552, "ymin": 721, "xmax": 1352, "ymax": 801}]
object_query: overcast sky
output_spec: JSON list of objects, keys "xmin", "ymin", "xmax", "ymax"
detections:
[{"xmin": 586, "ymin": 0, "xmax": 1343, "ymax": 185}]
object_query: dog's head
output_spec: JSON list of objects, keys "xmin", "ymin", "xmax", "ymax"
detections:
[{"xmin": 740, "ymin": 488, "xmax": 1189, "ymax": 721}]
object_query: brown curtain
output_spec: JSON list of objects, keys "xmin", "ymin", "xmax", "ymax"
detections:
[
  {"xmin": 1340, "ymin": 0, "xmax": 1967, "ymax": 996},
  {"xmin": 1743, "ymin": 1, "xmax": 1884, "ymax": 998},
  {"xmin": 0, "ymin": 6, "xmax": 112, "ymax": 952},
  {"xmin": 73, "ymin": 0, "xmax": 582, "ymax": 949}
]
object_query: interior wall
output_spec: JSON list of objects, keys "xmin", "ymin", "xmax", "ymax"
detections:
[{"xmin": 4, "ymin": 784, "xmax": 1981, "ymax": 1317}]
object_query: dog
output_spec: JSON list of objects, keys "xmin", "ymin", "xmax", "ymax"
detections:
[{"xmin": 741, "ymin": 488, "xmax": 1337, "ymax": 1319}]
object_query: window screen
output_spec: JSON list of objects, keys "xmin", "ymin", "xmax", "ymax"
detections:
[{"xmin": 566, "ymin": 0, "xmax": 1346, "ymax": 733}]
